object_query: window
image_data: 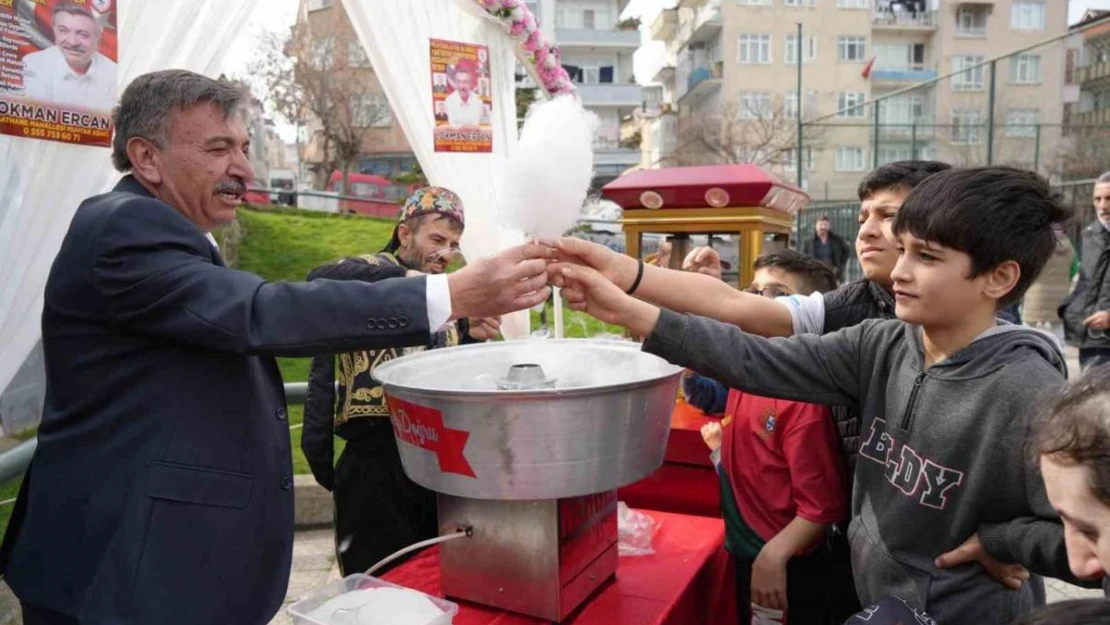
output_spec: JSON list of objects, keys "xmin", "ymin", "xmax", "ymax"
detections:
[
  {"xmin": 347, "ymin": 41, "xmax": 370, "ymax": 68},
  {"xmin": 838, "ymin": 91, "xmax": 867, "ymax": 118},
  {"xmin": 951, "ymin": 109, "xmax": 981, "ymax": 144},
  {"xmin": 307, "ymin": 0, "xmax": 334, "ymax": 11},
  {"xmin": 738, "ymin": 34, "xmax": 772, "ymax": 64},
  {"xmin": 784, "ymin": 147, "xmax": 815, "ymax": 170},
  {"xmin": 784, "ymin": 93, "xmax": 799, "ymax": 119},
  {"xmin": 785, "ymin": 0, "xmax": 817, "ymax": 5},
  {"xmin": 353, "ymin": 94, "xmax": 392, "ymax": 128},
  {"xmin": 310, "ymin": 37, "xmax": 335, "ymax": 70},
  {"xmin": 1011, "ymin": 1, "xmax": 1045, "ymax": 30},
  {"xmin": 879, "ymin": 146, "xmax": 915, "ymax": 164},
  {"xmin": 837, "ymin": 0, "xmax": 869, "ymax": 7},
  {"xmin": 784, "ymin": 34, "xmax": 817, "ymax": 65},
  {"xmin": 583, "ymin": 67, "xmax": 600, "ymax": 85},
  {"xmin": 836, "ymin": 147, "xmax": 867, "ymax": 171},
  {"xmin": 583, "ymin": 9, "xmax": 595, "ymax": 29},
  {"xmin": 882, "ymin": 94, "xmax": 925, "ymax": 125},
  {"xmin": 738, "ymin": 0, "xmax": 772, "ymax": 4},
  {"xmin": 1009, "ymin": 54, "xmax": 1041, "ymax": 83},
  {"xmin": 952, "ymin": 56, "xmax": 985, "ymax": 91},
  {"xmin": 838, "ymin": 36, "xmax": 867, "ymax": 62},
  {"xmin": 874, "ymin": 43, "xmax": 926, "ymax": 71},
  {"xmin": 956, "ymin": 7, "xmax": 987, "ymax": 35},
  {"xmin": 1005, "ymin": 108, "xmax": 1038, "ymax": 138},
  {"xmin": 738, "ymin": 91, "xmax": 772, "ymax": 119}
]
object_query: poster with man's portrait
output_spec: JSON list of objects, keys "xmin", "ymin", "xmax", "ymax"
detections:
[
  {"xmin": 0, "ymin": 0, "xmax": 119, "ymax": 147},
  {"xmin": 430, "ymin": 38, "xmax": 492, "ymax": 153}
]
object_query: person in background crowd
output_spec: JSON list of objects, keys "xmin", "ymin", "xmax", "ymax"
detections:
[
  {"xmin": 302, "ymin": 187, "xmax": 501, "ymax": 577},
  {"xmin": 693, "ymin": 251, "xmax": 845, "ymax": 625},
  {"xmin": 1033, "ymin": 365, "xmax": 1110, "ymax": 592},
  {"xmin": 1024, "ymin": 225, "xmax": 1075, "ymax": 337},
  {"xmin": 1063, "ymin": 171, "xmax": 1110, "ymax": 370},
  {"xmin": 802, "ymin": 215, "xmax": 851, "ymax": 283}
]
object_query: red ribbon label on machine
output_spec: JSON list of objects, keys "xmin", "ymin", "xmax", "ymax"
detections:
[{"xmin": 387, "ymin": 396, "xmax": 476, "ymax": 478}]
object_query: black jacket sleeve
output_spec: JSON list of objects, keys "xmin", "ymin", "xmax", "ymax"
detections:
[{"xmin": 302, "ymin": 354, "xmax": 337, "ymax": 491}]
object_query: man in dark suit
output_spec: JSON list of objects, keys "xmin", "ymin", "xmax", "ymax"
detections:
[
  {"xmin": 802, "ymin": 216, "xmax": 852, "ymax": 284},
  {"xmin": 0, "ymin": 69, "xmax": 552, "ymax": 625}
]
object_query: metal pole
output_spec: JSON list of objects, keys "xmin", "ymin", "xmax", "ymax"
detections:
[
  {"xmin": 873, "ymin": 100, "xmax": 881, "ymax": 168},
  {"xmin": 1034, "ymin": 123, "xmax": 1042, "ymax": 173},
  {"xmin": 796, "ymin": 22, "xmax": 803, "ymax": 190},
  {"xmin": 986, "ymin": 59, "xmax": 997, "ymax": 165},
  {"xmin": 911, "ymin": 122, "xmax": 918, "ymax": 160}
]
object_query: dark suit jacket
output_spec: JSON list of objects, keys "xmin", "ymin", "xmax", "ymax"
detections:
[
  {"xmin": 803, "ymin": 232, "xmax": 852, "ymax": 280},
  {"xmin": 0, "ymin": 176, "xmax": 432, "ymax": 624}
]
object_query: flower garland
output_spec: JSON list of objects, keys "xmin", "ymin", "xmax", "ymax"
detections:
[{"xmin": 474, "ymin": 0, "xmax": 575, "ymax": 97}]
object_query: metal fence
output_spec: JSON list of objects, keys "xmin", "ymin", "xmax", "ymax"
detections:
[
  {"xmin": 797, "ymin": 178, "xmax": 1101, "ymax": 285},
  {"xmin": 792, "ymin": 13, "xmax": 1109, "ymax": 201}
]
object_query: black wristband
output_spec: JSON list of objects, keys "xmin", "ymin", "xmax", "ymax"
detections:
[{"xmin": 626, "ymin": 259, "xmax": 645, "ymax": 295}]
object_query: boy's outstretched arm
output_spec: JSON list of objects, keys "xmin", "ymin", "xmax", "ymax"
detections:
[
  {"xmin": 551, "ymin": 263, "xmax": 865, "ymax": 408},
  {"xmin": 552, "ymin": 237, "xmax": 796, "ymax": 337}
]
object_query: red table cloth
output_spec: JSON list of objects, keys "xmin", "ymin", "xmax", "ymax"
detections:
[
  {"xmin": 382, "ymin": 510, "xmax": 738, "ymax": 625},
  {"xmin": 619, "ymin": 402, "xmax": 722, "ymax": 518}
]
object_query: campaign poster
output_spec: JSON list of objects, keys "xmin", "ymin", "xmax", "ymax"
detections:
[
  {"xmin": 430, "ymin": 38, "xmax": 492, "ymax": 153},
  {"xmin": 0, "ymin": 0, "xmax": 118, "ymax": 147}
]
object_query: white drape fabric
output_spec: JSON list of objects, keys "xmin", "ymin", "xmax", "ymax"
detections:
[
  {"xmin": 341, "ymin": 0, "xmax": 530, "ymax": 339},
  {"xmin": 0, "ymin": 0, "xmax": 262, "ymax": 396}
]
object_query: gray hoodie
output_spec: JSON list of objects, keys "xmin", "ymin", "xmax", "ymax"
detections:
[{"xmin": 644, "ymin": 311, "xmax": 1077, "ymax": 625}]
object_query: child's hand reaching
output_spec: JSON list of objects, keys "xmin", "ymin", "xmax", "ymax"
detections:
[
  {"xmin": 701, "ymin": 422, "xmax": 722, "ymax": 452},
  {"xmin": 935, "ymin": 533, "xmax": 1030, "ymax": 590},
  {"xmin": 548, "ymin": 263, "xmax": 662, "ymax": 337}
]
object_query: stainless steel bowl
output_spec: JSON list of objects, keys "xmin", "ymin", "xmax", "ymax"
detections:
[{"xmin": 373, "ymin": 339, "xmax": 682, "ymax": 500}]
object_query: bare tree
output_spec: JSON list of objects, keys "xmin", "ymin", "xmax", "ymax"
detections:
[
  {"xmin": 248, "ymin": 19, "xmax": 392, "ymax": 192},
  {"xmin": 663, "ymin": 98, "xmax": 824, "ymax": 170}
]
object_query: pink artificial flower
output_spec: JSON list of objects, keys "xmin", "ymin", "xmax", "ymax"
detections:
[
  {"xmin": 525, "ymin": 30, "xmax": 541, "ymax": 49},
  {"xmin": 510, "ymin": 22, "xmax": 525, "ymax": 37},
  {"xmin": 522, "ymin": 11, "xmax": 536, "ymax": 31}
]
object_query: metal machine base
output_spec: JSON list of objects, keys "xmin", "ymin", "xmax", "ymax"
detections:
[{"xmin": 438, "ymin": 491, "xmax": 618, "ymax": 622}]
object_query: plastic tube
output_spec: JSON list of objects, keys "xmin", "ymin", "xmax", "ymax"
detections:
[
  {"xmin": 553, "ymin": 288, "xmax": 564, "ymax": 340},
  {"xmin": 364, "ymin": 528, "xmax": 471, "ymax": 577}
]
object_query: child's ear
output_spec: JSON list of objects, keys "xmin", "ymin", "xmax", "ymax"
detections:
[{"xmin": 983, "ymin": 260, "xmax": 1021, "ymax": 302}]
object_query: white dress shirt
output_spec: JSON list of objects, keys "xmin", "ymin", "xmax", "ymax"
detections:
[
  {"xmin": 444, "ymin": 90, "xmax": 484, "ymax": 127},
  {"xmin": 21, "ymin": 46, "xmax": 118, "ymax": 112}
]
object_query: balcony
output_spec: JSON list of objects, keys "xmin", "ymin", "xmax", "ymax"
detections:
[
  {"xmin": 954, "ymin": 25, "xmax": 987, "ymax": 37},
  {"xmin": 577, "ymin": 83, "xmax": 644, "ymax": 107},
  {"xmin": 680, "ymin": 2, "xmax": 722, "ymax": 47},
  {"xmin": 1071, "ymin": 108, "xmax": 1110, "ymax": 128},
  {"xmin": 651, "ymin": 9, "xmax": 678, "ymax": 41},
  {"xmin": 871, "ymin": 67, "xmax": 938, "ymax": 84},
  {"xmin": 654, "ymin": 63, "xmax": 676, "ymax": 83},
  {"xmin": 556, "ymin": 28, "xmax": 640, "ymax": 50},
  {"xmin": 876, "ymin": 117, "xmax": 936, "ymax": 141},
  {"xmin": 1078, "ymin": 61, "xmax": 1110, "ymax": 84},
  {"xmin": 592, "ymin": 140, "xmax": 642, "ymax": 167},
  {"xmin": 872, "ymin": 9, "xmax": 936, "ymax": 30},
  {"xmin": 678, "ymin": 0, "xmax": 708, "ymax": 8},
  {"xmin": 679, "ymin": 61, "xmax": 723, "ymax": 103}
]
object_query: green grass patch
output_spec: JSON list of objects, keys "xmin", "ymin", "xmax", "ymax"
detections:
[{"xmin": 0, "ymin": 477, "xmax": 22, "ymax": 542}]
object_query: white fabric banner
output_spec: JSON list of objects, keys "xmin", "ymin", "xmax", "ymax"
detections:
[
  {"xmin": 341, "ymin": 0, "xmax": 530, "ymax": 339},
  {"xmin": 0, "ymin": 0, "xmax": 262, "ymax": 396}
]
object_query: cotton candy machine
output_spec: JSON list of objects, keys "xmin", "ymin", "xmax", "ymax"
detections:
[{"xmin": 373, "ymin": 340, "xmax": 682, "ymax": 622}]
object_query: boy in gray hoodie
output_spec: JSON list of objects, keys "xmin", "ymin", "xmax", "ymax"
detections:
[{"xmin": 550, "ymin": 167, "xmax": 1091, "ymax": 625}]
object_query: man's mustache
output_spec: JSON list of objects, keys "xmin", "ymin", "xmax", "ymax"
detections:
[
  {"xmin": 216, "ymin": 178, "xmax": 246, "ymax": 195},
  {"xmin": 61, "ymin": 44, "xmax": 88, "ymax": 54}
]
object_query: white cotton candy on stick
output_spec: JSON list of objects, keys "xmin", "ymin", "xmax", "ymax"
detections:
[
  {"xmin": 498, "ymin": 95, "xmax": 598, "ymax": 239},
  {"xmin": 499, "ymin": 95, "xmax": 597, "ymax": 341}
]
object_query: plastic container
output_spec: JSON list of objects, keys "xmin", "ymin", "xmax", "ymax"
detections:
[{"xmin": 288, "ymin": 574, "xmax": 459, "ymax": 625}]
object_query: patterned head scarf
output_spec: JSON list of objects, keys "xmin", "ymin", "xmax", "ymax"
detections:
[{"xmin": 384, "ymin": 186, "xmax": 465, "ymax": 252}]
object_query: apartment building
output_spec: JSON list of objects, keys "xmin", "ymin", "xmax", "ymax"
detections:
[
  {"xmin": 525, "ymin": 0, "xmax": 645, "ymax": 188},
  {"xmin": 297, "ymin": 0, "xmax": 416, "ymax": 192},
  {"xmin": 1063, "ymin": 10, "xmax": 1110, "ymax": 178},
  {"xmin": 640, "ymin": 0, "xmax": 1066, "ymax": 200}
]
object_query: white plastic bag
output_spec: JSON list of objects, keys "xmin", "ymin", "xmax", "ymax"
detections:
[
  {"xmin": 617, "ymin": 502, "xmax": 659, "ymax": 557},
  {"xmin": 751, "ymin": 604, "xmax": 785, "ymax": 625}
]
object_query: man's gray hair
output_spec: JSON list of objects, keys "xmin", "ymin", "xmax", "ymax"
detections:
[
  {"xmin": 1098, "ymin": 171, "xmax": 1110, "ymax": 185},
  {"xmin": 111, "ymin": 70, "xmax": 248, "ymax": 172},
  {"xmin": 53, "ymin": 2, "xmax": 100, "ymax": 32}
]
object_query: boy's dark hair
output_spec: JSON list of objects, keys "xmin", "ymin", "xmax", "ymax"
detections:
[
  {"xmin": 753, "ymin": 250, "xmax": 838, "ymax": 295},
  {"xmin": 857, "ymin": 160, "xmax": 952, "ymax": 201},
  {"xmin": 1032, "ymin": 366, "xmax": 1110, "ymax": 505},
  {"xmin": 892, "ymin": 167, "xmax": 1073, "ymax": 307},
  {"xmin": 1010, "ymin": 599, "xmax": 1110, "ymax": 625}
]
